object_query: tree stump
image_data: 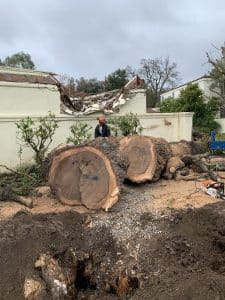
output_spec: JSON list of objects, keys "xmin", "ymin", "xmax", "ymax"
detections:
[
  {"xmin": 119, "ymin": 135, "xmax": 172, "ymax": 183},
  {"xmin": 48, "ymin": 138, "xmax": 128, "ymax": 211}
]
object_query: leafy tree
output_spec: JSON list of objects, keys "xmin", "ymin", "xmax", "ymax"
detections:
[
  {"xmin": 1, "ymin": 51, "xmax": 35, "ymax": 69},
  {"xmin": 104, "ymin": 68, "xmax": 129, "ymax": 91},
  {"xmin": 207, "ymin": 45, "xmax": 225, "ymax": 115},
  {"xmin": 108, "ymin": 112, "xmax": 143, "ymax": 136},
  {"xmin": 76, "ymin": 77, "xmax": 104, "ymax": 94},
  {"xmin": 139, "ymin": 57, "xmax": 180, "ymax": 107},
  {"xmin": 16, "ymin": 112, "xmax": 58, "ymax": 166},
  {"xmin": 160, "ymin": 83, "xmax": 221, "ymax": 133},
  {"xmin": 67, "ymin": 122, "xmax": 92, "ymax": 145}
]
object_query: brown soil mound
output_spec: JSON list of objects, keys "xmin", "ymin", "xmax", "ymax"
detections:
[
  {"xmin": 0, "ymin": 211, "xmax": 120, "ymax": 299},
  {"xmin": 2, "ymin": 199, "xmax": 225, "ymax": 299},
  {"xmin": 135, "ymin": 203, "xmax": 225, "ymax": 299}
]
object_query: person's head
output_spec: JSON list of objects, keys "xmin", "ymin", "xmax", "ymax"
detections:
[{"xmin": 98, "ymin": 116, "xmax": 106, "ymax": 124}]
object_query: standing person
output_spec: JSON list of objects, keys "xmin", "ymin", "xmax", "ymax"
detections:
[{"xmin": 95, "ymin": 116, "xmax": 111, "ymax": 138}]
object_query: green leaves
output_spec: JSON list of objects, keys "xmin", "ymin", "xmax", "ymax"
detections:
[
  {"xmin": 104, "ymin": 69, "xmax": 128, "ymax": 91},
  {"xmin": 1, "ymin": 51, "xmax": 35, "ymax": 69},
  {"xmin": 108, "ymin": 113, "xmax": 143, "ymax": 136},
  {"xmin": 16, "ymin": 112, "xmax": 58, "ymax": 165},
  {"xmin": 160, "ymin": 83, "xmax": 221, "ymax": 133},
  {"xmin": 67, "ymin": 121, "xmax": 92, "ymax": 145}
]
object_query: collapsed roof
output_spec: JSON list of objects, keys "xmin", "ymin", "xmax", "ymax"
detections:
[
  {"xmin": 60, "ymin": 75, "xmax": 145, "ymax": 116},
  {"xmin": 0, "ymin": 66, "xmax": 58, "ymax": 85}
]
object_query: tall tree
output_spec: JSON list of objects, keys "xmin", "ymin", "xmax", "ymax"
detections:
[
  {"xmin": 76, "ymin": 77, "xmax": 104, "ymax": 94},
  {"xmin": 139, "ymin": 57, "xmax": 180, "ymax": 107},
  {"xmin": 1, "ymin": 52, "xmax": 35, "ymax": 69},
  {"xmin": 207, "ymin": 45, "xmax": 225, "ymax": 115},
  {"xmin": 104, "ymin": 68, "xmax": 128, "ymax": 91}
]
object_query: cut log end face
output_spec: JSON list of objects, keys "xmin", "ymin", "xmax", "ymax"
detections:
[
  {"xmin": 48, "ymin": 146, "xmax": 119, "ymax": 210},
  {"xmin": 120, "ymin": 136, "xmax": 157, "ymax": 183}
]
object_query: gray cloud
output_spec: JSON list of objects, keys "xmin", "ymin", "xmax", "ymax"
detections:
[{"xmin": 0, "ymin": 0, "xmax": 225, "ymax": 82}]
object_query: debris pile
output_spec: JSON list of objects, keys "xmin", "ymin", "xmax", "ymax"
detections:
[
  {"xmin": 167, "ymin": 141, "xmax": 225, "ymax": 182},
  {"xmin": 59, "ymin": 76, "xmax": 144, "ymax": 116}
]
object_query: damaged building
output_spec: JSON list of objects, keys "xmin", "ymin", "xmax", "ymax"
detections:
[
  {"xmin": 59, "ymin": 75, "xmax": 146, "ymax": 116},
  {"xmin": 0, "ymin": 66, "xmax": 147, "ymax": 117},
  {"xmin": 0, "ymin": 66, "xmax": 60, "ymax": 115}
]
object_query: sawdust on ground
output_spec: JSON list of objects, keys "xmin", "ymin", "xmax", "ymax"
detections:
[
  {"xmin": 144, "ymin": 179, "xmax": 222, "ymax": 213},
  {"xmin": 0, "ymin": 179, "xmax": 223, "ymax": 221}
]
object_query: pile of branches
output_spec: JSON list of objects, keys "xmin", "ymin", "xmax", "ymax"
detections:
[{"xmin": 164, "ymin": 141, "xmax": 225, "ymax": 182}]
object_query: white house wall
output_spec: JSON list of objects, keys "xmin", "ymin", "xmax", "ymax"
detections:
[
  {"xmin": 0, "ymin": 82, "xmax": 60, "ymax": 115},
  {"xmin": 0, "ymin": 112, "xmax": 193, "ymax": 170},
  {"xmin": 117, "ymin": 90, "xmax": 147, "ymax": 115},
  {"xmin": 215, "ymin": 118, "xmax": 225, "ymax": 132},
  {"xmin": 161, "ymin": 77, "xmax": 215, "ymax": 101}
]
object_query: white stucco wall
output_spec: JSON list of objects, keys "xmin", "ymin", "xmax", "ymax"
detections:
[
  {"xmin": 0, "ymin": 82, "xmax": 60, "ymax": 115},
  {"xmin": 215, "ymin": 118, "xmax": 225, "ymax": 132},
  {"xmin": 0, "ymin": 112, "xmax": 193, "ymax": 170},
  {"xmin": 118, "ymin": 89, "xmax": 146, "ymax": 115},
  {"xmin": 160, "ymin": 77, "xmax": 215, "ymax": 101}
]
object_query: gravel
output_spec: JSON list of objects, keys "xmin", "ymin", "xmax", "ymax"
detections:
[{"xmin": 92, "ymin": 185, "xmax": 163, "ymax": 246}]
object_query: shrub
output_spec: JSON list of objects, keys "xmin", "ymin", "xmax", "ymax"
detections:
[
  {"xmin": 67, "ymin": 121, "xmax": 92, "ymax": 145},
  {"xmin": 0, "ymin": 164, "xmax": 44, "ymax": 196},
  {"xmin": 160, "ymin": 83, "xmax": 221, "ymax": 133},
  {"xmin": 16, "ymin": 112, "xmax": 58, "ymax": 166},
  {"xmin": 108, "ymin": 112, "xmax": 143, "ymax": 136}
]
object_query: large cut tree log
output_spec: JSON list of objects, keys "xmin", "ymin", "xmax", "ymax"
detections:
[
  {"xmin": 119, "ymin": 135, "xmax": 172, "ymax": 183},
  {"xmin": 48, "ymin": 138, "xmax": 128, "ymax": 211}
]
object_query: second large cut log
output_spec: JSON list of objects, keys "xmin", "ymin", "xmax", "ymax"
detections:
[{"xmin": 119, "ymin": 135, "xmax": 172, "ymax": 183}]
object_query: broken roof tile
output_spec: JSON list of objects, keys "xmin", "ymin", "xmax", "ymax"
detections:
[{"xmin": 0, "ymin": 73, "xmax": 57, "ymax": 85}]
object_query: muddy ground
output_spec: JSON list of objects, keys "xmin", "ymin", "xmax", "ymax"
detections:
[{"xmin": 1, "ymin": 180, "xmax": 225, "ymax": 299}]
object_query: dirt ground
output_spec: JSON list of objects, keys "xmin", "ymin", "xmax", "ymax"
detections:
[
  {"xmin": 0, "ymin": 180, "xmax": 220, "ymax": 220},
  {"xmin": 1, "ymin": 179, "xmax": 225, "ymax": 299}
]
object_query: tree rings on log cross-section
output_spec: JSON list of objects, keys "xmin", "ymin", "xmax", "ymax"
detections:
[
  {"xmin": 48, "ymin": 146, "xmax": 119, "ymax": 211},
  {"xmin": 120, "ymin": 135, "xmax": 157, "ymax": 183}
]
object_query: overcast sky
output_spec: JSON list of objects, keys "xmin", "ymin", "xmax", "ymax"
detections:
[{"xmin": 0, "ymin": 0, "xmax": 225, "ymax": 82}]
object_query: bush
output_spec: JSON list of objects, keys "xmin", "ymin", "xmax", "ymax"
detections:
[
  {"xmin": 0, "ymin": 164, "xmax": 44, "ymax": 196},
  {"xmin": 160, "ymin": 83, "xmax": 221, "ymax": 133},
  {"xmin": 67, "ymin": 121, "xmax": 92, "ymax": 145},
  {"xmin": 108, "ymin": 112, "xmax": 143, "ymax": 136},
  {"xmin": 16, "ymin": 112, "xmax": 58, "ymax": 166}
]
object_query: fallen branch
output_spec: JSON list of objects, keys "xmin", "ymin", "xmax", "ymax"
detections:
[
  {"xmin": 0, "ymin": 186, "xmax": 33, "ymax": 208},
  {"xmin": 0, "ymin": 164, "xmax": 35, "ymax": 181},
  {"xmin": 181, "ymin": 153, "xmax": 220, "ymax": 182},
  {"xmin": 15, "ymin": 196, "xmax": 33, "ymax": 208}
]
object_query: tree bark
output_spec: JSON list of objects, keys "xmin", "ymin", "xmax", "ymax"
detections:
[
  {"xmin": 48, "ymin": 138, "xmax": 128, "ymax": 211},
  {"xmin": 164, "ymin": 156, "xmax": 185, "ymax": 180}
]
